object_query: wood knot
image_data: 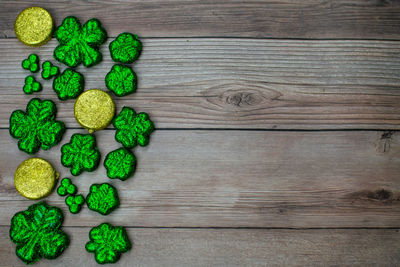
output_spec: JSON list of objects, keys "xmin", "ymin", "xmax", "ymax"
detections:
[
  {"xmin": 349, "ymin": 188, "xmax": 400, "ymax": 204},
  {"xmin": 376, "ymin": 131, "xmax": 395, "ymax": 153},
  {"xmin": 366, "ymin": 189, "xmax": 393, "ymax": 201},
  {"xmin": 226, "ymin": 92, "xmax": 260, "ymax": 107}
]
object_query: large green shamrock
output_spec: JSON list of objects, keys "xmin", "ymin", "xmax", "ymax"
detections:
[
  {"xmin": 53, "ymin": 68, "xmax": 84, "ymax": 100},
  {"xmin": 104, "ymin": 147, "xmax": 137, "ymax": 180},
  {"xmin": 9, "ymin": 202, "xmax": 69, "ymax": 265},
  {"xmin": 9, "ymin": 98, "xmax": 66, "ymax": 154},
  {"xmin": 86, "ymin": 223, "xmax": 131, "ymax": 264},
  {"xmin": 61, "ymin": 133, "xmax": 100, "ymax": 176},
  {"xmin": 86, "ymin": 183, "xmax": 120, "ymax": 215},
  {"xmin": 113, "ymin": 107, "xmax": 155, "ymax": 148},
  {"xmin": 109, "ymin": 32, "xmax": 142, "ymax": 64},
  {"xmin": 105, "ymin": 64, "xmax": 137, "ymax": 97},
  {"xmin": 54, "ymin": 16, "xmax": 107, "ymax": 68}
]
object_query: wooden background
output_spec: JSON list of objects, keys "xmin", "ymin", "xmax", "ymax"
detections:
[{"xmin": 0, "ymin": 0, "xmax": 400, "ymax": 266}]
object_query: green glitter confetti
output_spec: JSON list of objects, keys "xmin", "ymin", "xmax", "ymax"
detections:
[
  {"xmin": 65, "ymin": 194, "xmax": 85, "ymax": 214},
  {"xmin": 22, "ymin": 53, "xmax": 39, "ymax": 73},
  {"xmin": 41, "ymin": 61, "xmax": 59, "ymax": 80},
  {"xmin": 9, "ymin": 98, "xmax": 66, "ymax": 154},
  {"xmin": 53, "ymin": 68, "xmax": 84, "ymax": 100},
  {"xmin": 114, "ymin": 106, "xmax": 154, "ymax": 148},
  {"xmin": 9, "ymin": 201, "xmax": 69, "ymax": 265},
  {"xmin": 109, "ymin": 32, "xmax": 142, "ymax": 64},
  {"xmin": 86, "ymin": 223, "xmax": 131, "ymax": 264},
  {"xmin": 23, "ymin": 75, "xmax": 42, "ymax": 94},
  {"xmin": 54, "ymin": 16, "xmax": 107, "ymax": 68},
  {"xmin": 104, "ymin": 147, "xmax": 136, "ymax": 181},
  {"xmin": 61, "ymin": 133, "xmax": 100, "ymax": 176},
  {"xmin": 57, "ymin": 178, "xmax": 77, "ymax": 196},
  {"xmin": 86, "ymin": 183, "xmax": 119, "ymax": 215},
  {"xmin": 105, "ymin": 64, "xmax": 137, "ymax": 97}
]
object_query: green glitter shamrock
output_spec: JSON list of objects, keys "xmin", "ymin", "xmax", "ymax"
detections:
[
  {"xmin": 61, "ymin": 133, "xmax": 100, "ymax": 176},
  {"xmin": 41, "ymin": 61, "xmax": 60, "ymax": 80},
  {"xmin": 86, "ymin": 183, "xmax": 120, "ymax": 215},
  {"xmin": 105, "ymin": 64, "xmax": 137, "ymax": 97},
  {"xmin": 9, "ymin": 201, "xmax": 69, "ymax": 265},
  {"xmin": 104, "ymin": 147, "xmax": 137, "ymax": 181},
  {"xmin": 54, "ymin": 16, "xmax": 107, "ymax": 68},
  {"xmin": 23, "ymin": 75, "xmax": 42, "ymax": 94},
  {"xmin": 65, "ymin": 194, "xmax": 85, "ymax": 214},
  {"xmin": 86, "ymin": 223, "xmax": 131, "ymax": 264},
  {"xmin": 57, "ymin": 178, "xmax": 77, "ymax": 196},
  {"xmin": 114, "ymin": 107, "xmax": 155, "ymax": 148},
  {"xmin": 109, "ymin": 32, "xmax": 142, "ymax": 64},
  {"xmin": 22, "ymin": 53, "xmax": 39, "ymax": 73},
  {"xmin": 53, "ymin": 68, "xmax": 84, "ymax": 100},
  {"xmin": 9, "ymin": 98, "xmax": 66, "ymax": 154}
]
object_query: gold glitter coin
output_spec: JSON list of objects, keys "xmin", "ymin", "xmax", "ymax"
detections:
[
  {"xmin": 14, "ymin": 158, "xmax": 59, "ymax": 200},
  {"xmin": 14, "ymin": 7, "xmax": 53, "ymax": 47},
  {"xmin": 74, "ymin": 89, "xmax": 115, "ymax": 133}
]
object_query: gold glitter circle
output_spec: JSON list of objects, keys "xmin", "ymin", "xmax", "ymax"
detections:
[
  {"xmin": 14, "ymin": 7, "xmax": 53, "ymax": 47},
  {"xmin": 14, "ymin": 158, "xmax": 59, "ymax": 200},
  {"xmin": 74, "ymin": 89, "xmax": 115, "ymax": 133}
]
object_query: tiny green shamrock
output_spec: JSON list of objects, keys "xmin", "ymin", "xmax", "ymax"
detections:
[
  {"xmin": 86, "ymin": 183, "xmax": 120, "ymax": 215},
  {"xmin": 9, "ymin": 201, "xmax": 69, "ymax": 264},
  {"xmin": 114, "ymin": 106, "xmax": 155, "ymax": 148},
  {"xmin": 61, "ymin": 133, "xmax": 100, "ymax": 176},
  {"xmin": 41, "ymin": 61, "xmax": 60, "ymax": 80},
  {"xmin": 9, "ymin": 98, "xmax": 66, "ymax": 154},
  {"xmin": 53, "ymin": 68, "xmax": 84, "ymax": 100},
  {"xmin": 54, "ymin": 16, "xmax": 107, "ymax": 68},
  {"xmin": 109, "ymin": 32, "xmax": 142, "ymax": 64},
  {"xmin": 105, "ymin": 64, "xmax": 137, "ymax": 97},
  {"xmin": 57, "ymin": 178, "xmax": 77, "ymax": 196},
  {"xmin": 66, "ymin": 194, "xmax": 85, "ymax": 214},
  {"xmin": 22, "ymin": 53, "xmax": 39, "ymax": 73},
  {"xmin": 23, "ymin": 75, "xmax": 42, "ymax": 94},
  {"xmin": 86, "ymin": 223, "xmax": 131, "ymax": 264},
  {"xmin": 104, "ymin": 147, "xmax": 137, "ymax": 181}
]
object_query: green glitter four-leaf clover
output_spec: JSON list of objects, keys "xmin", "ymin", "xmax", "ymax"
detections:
[
  {"xmin": 86, "ymin": 223, "xmax": 131, "ymax": 264},
  {"xmin": 57, "ymin": 178, "xmax": 77, "ymax": 196},
  {"xmin": 54, "ymin": 16, "xmax": 107, "ymax": 68},
  {"xmin": 41, "ymin": 61, "xmax": 60, "ymax": 80},
  {"xmin": 9, "ymin": 201, "xmax": 69, "ymax": 265},
  {"xmin": 66, "ymin": 194, "xmax": 85, "ymax": 214},
  {"xmin": 105, "ymin": 64, "xmax": 137, "ymax": 97},
  {"xmin": 109, "ymin": 32, "xmax": 142, "ymax": 64},
  {"xmin": 22, "ymin": 53, "xmax": 39, "ymax": 73},
  {"xmin": 9, "ymin": 98, "xmax": 66, "ymax": 154},
  {"xmin": 104, "ymin": 147, "xmax": 137, "ymax": 181},
  {"xmin": 23, "ymin": 75, "xmax": 42, "ymax": 94},
  {"xmin": 86, "ymin": 183, "xmax": 119, "ymax": 215},
  {"xmin": 61, "ymin": 133, "xmax": 100, "ymax": 176},
  {"xmin": 53, "ymin": 68, "xmax": 84, "ymax": 100},
  {"xmin": 113, "ymin": 107, "xmax": 154, "ymax": 148}
]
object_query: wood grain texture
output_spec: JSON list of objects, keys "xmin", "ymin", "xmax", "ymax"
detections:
[
  {"xmin": 1, "ymin": 0, "xmax": 400, "ymax": 39},
  {"xmin": 1, "ymin": 39, "xmax": 400, "ymax": 129}
]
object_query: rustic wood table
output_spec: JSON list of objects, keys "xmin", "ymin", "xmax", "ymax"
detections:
[{"xmin": 1, "ymin": 0, "xmax": 400, "ymax": 266}]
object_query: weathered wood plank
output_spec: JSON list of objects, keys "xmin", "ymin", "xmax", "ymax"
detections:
[
  {"xmin": 1, "ymin": 39, "xmax": 400, "ymax": 129},
  {"xmin": 1, "ymin": 0, "xmax": 400, "ymax": 39},
  {"xmin": 1, "ymin": 129, "xmax": 400, "ymax": 228}
]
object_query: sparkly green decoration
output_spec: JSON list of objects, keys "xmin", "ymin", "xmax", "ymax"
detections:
[
  {"xmin": 86, "ymin": 183, "xmax": 119, "ymax": 215},
  {"xmin": 9, "ymin": 98, "xmax": 66, "ymax": 154},
  {"xmin": 61, "ymin": 133, "xmax": 100, "ymax": 176},
  {"xmin": 86, "ymin": 223, "xmax": 131, "ymax": 264},
  {"xmin": 23, "ymin": 75, "xmax": 42, "ymax": 94},
  {"xmin": 109, "ymin": 32, "xmax": 142, "ymax": 64},
  {"xmin": 57, "ymin": 178, "xmax": 77, "ymax": 196},
  {"xmin": 9, "ymin": 201, "xmax": 69, "ymax": 265},
  {"xmin": 104, "ymin": 147, "xmax": 136, "ymax": 181},
  {"xmin": 65, "ymin": 194, "xmax": 85, "ymax": 214},
  {"xmin": 41, "ymin": 61, "xmax": 59, "ymax": 80},
  {"xmin": 54, "ymin": 16, "xmax": 107, "ymax": 68},
  {"xmin": 52, "ymin": 68, "xmax": 84, "ymax": 100},
  {"xmin": 114, "ymin": 107, "xmax": 154, "ymax": 148},
  {"xmin": 105, "ymin": 64, "xmax": 137, "ymax": 97},
  {"xmin": 22, "ymin": 53, "xmax": 39, "ymax": 73}
]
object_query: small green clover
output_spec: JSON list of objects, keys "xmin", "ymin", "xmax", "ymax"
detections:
[
  {"xmin": 109, "ymin": 32, "xmax": 142, "ymax": 64},
  {"xmin": 86, "ymin": 223, "xmax": 131, "ymax": 264},
  {"xmin": 104, "ymin": 147, "xmax": 137, "ymax": 181},
  {"xmin": 61, "ymin": 133, "xmax": 101, "ymax": 176},
  {"xmin": 22, "ymin": 53, "xmax": 39, "ymax": 73},
  {"xmin": 114, "ymin": 107, "xmax": 155, "ymax": 148},
  {"xmin": 53, "ymin": 68, "xmax": 84, "ymax": 100},
  {"xmin": 41, "ymin": 61, "xmax": 60, "ymax": 80},
  {"xmin": 23, "ymin": 75, "xmax": 42, "ymax": 94},
  {"xmin": 57, "ymin": 178, "xmax": 77, "ymax": 196},
  {"xmin": 86, "ymin": 183, "xmax": 119, "ymax": 215},
  {"xmin": 65, "ymin": 194, "xmax": 85, "ymax": 214},
  {"xmin": 105, "ymin": 64, "xmax": 137, "ymax": 97}
]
